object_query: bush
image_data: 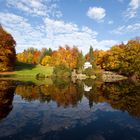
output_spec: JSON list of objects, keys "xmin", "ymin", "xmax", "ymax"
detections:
[
  {"xmin": 83, "ymin": 68, "xmax": 94, "ymax": 77},
  {"xmin": 94, "ymin": 69, "xmax": 103, "ymax": 80},
  {"xmin": 36, "ymin": 73, "xmax": 45, "ymax": 79},
  {"xmin": 53, "ymin": 64, "xmax": 71, "ymax": 77}
]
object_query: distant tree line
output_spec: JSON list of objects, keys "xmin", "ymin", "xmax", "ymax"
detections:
[
  {"xmin": 17, "ymin": 45, "xmax": 85, "ymax": 71},
  {"xmin": 0, "ymin": 25, "xmax": 140, "ymax": 79},
  {"xmin": 86, "ymin": 39, "xmax": 140, "ymax": 79}
]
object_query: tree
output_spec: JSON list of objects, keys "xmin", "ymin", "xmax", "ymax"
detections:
[
  {"xmin": 99, "ymin": 40, "xmax": 140, "ymax": 79},
  {"xmin": 51, "ymin": 46, "xmax": 80, "ymax": 70},
  {"xmin": 0, "ymin": 25, "xmax": 16, "ymax": 71},
  {"xmin": 89, "ymin": 46, "xmax": 96, "ymax": 69},
  {"xmin": 41, "ymin": 55, "xmax": 51, "ymax": 66},
  {"xmin": 39, "ymin": 48, "xmax": 52, "ymax": 64},
  {"xmin": 76, "ymin": 51, "xmax": 85, "ymax": 72}
]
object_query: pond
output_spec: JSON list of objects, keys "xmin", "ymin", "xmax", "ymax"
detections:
[{"xmin": 0, "ymin": 78, "xmax": 140, "ymax": 140}]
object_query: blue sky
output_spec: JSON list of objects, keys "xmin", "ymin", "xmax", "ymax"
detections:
[{"xmin": 0, "ymin": 0, "xmax": 140, "ymax": 53}]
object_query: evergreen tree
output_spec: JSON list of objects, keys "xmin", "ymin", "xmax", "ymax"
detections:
[
  {"xmin": 89, "ymin": 46, "xmax": 96, "ymax": 69},
  {"xmin": 77, "ymin": 51, "xmax": 85, "ymax": 72}
]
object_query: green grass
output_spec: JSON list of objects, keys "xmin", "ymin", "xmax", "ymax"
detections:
[
  {"xmin": 16, "ymin": 76, "xmax": 53, "ymax": 85},
  {"xmin": 0, "ymin": 62, "xmax": 54, "ymax": 84},
  {"xmin": 15, "ymin": 62, "xmax": 53, "ymax": 77}
]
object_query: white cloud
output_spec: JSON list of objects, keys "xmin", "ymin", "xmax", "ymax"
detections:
[
  {"xmin": 111, "ymin": 23, "xmax": 140, "ymax": 34},
  {"xmin": 6, "ymin": 0, "xmax": 62, "ymax": 18},
  {"xmin": 124, "ymin": 0, "xmax": 140, "ymax": 18},
  {"xmin": 97, "ymin": 40, "xmax": 118, "ymax": 50},
  {"xmin": 0, "ymin": 12, "xmax": 117, "ymax": 54},
  {"xmin": 43, "ymin": 18, "xmax": 99, "ymax": 53},
  {"xmin": 87, "ymin": 7, "xmax": 106, "ymax": 22},
  {"xmin": 0, "ymin": 12, "xmax": 44, "ymax": 50}
]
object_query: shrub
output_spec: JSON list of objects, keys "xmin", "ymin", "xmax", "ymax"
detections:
[
  {"xmin": 36, "ymin": 73, "xmax": 45, "ymax": 79},
  {"xmin": 83, "ymin": 68, "xmax": 94, "ymax": 77},
  {"xmin": 53, "ymin": 64, "xmax": 71, "ymax": 77}
]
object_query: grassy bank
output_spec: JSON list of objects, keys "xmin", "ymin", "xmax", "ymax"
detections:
[
  {"xmin": 0, "ymin": 62, "xmax": 53, "ymax": 83},
  {"xmin": 15, "ymin": 62, "xmax": 53, "ymax": 77}
]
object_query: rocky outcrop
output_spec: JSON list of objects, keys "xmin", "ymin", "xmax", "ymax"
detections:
[
  {"xmin": 102, "ymin": 71, "xmax": 127, "ymax": 82},
  {"xmin": 71, "ymin": 70, "xmax": 96, "ymax": 80}
]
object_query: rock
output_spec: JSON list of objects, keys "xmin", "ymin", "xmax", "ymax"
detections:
[{"xmin": 102, "ymin": 71, "xmax": 127, "ymax": 82}]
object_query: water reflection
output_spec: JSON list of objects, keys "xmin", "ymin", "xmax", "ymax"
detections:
[
  {"xmin": 101, "ymin": 81, "xmax": 140, "ymax": 118},
  {"xmin": 0, "ymin": 80, "xmax": 15, "ymax": 120},
  {"xmin": 14, "ymin": 79, "xmax": 140, "ymax": 117},
  {"xmin": 0, "ymin": 79, "xmax": 140, "ymax": 140}
]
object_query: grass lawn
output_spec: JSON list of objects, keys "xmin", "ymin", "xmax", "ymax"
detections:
[
  {"xmin": 15, "ymin": 62, "xmax": 53, "ymax": 77},
  {"xmin": 0, "ymin": 62, "xmax": 54, "ymax": 84}
]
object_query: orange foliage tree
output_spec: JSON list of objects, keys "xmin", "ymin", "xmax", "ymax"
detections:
[
  {"xmin": 0, "ymin": 25, "xmax": 16, "ymax": 71},
  {"xmin": 51, "ymin": 46, "xmax": 80, "ymax": 69},
  {"xmin": 16, "ymin": 47, "xmax": 52, "ymax": 64}
]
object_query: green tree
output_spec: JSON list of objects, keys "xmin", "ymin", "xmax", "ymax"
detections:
[
  {"xmin": 76, "ymin": 51, "xmax": 85, "ymax": 72},
  {"xmin": 89, "ymin": 46, "xmax": 96, "ymax": 69}
]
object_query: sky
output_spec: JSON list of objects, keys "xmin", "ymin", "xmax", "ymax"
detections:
[{"xmin": 0, "ymin": 0, "xmax": 140, "ymax": 53}]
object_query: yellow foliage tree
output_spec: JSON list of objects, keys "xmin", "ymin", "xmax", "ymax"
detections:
[{"xmin": 41, "ymin": 56, "xmax": 51, "ymax": 66}]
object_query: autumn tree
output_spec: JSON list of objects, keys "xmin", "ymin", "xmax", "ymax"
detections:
[
  {"xmin": 51, "ymin": 46, "xmax": 80, "ymax": 70},
  {"xmin": 41, "ymin": 55, "xmax": 51, "ymax": 66},
  {"xmin": 86, "ymin": 46, "xmax": 96, "ymax": 69},
  {"xmin": 76, "ymin": 51, "xmax": 85, "ymax": 72},
  {"xmin": 100, "ymin": 40, "xmax": 140, "ymax": 79},
  {"xmin": 16, "ymin": 47, "xmax": 52, "ymax": 65},
  {"xmin": 93, "ymin": 49, "xmax": 106, "ymax": 69},
  {"xmin": 0, "ymin": 25, "xmax": 16, "ymax": 71},
  {"xmin": 39, "ymin": 48, "xmax": 52, "ymax": 64},
  {"xmin": 16, "ymin": 48, "xmax": 41, "ymax": 64},
  {"xmin": 121, "ymin": 40, "xmax": 140, "ymax": 78}
]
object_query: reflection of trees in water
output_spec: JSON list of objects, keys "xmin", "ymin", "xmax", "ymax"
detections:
[
  {"xmin": 16, "ymin": 81, "xmax": 83, "ymax": 108},
  {"xmin": 101, "ymin": 81, "xmax": 140, "ymax": 118},
  {"xmin": 0, "ymin": 80, "xmax": 15, "ymax": 120},
  {"xmin": 15, "ymin": 79, "xmax": 140, "ymax": 117},
  {"xmin": 82, "ymin": 80, "xmax": 140, "ymax": 118}
]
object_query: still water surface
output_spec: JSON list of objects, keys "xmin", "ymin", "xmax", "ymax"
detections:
[{"xmin": 0, "ymin": 79, "xmax": 140, "ymax": 140}]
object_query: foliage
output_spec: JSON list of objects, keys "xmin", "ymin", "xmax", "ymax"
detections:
[
  {"xmin": 89, "ymin": 46, "xmax": 94, "ymax": 64},
  {"xmin": 83, "ymin": 67, "xmax": 94, "ymax": 77},
  {"xmin": 41, "ymin": 55, "xmax": 51, "ymax": 66},
  {"xmin": 76, "ymin": 51, "xmax": 85, "ymax": 71},
  {"xmin": 16, "ymin": 47, "xmax": 52, "ymax": 65},
  {"xmin": 93, "ymin": 49, "xmax": 106, "ymax": 69},
  {"xmin": 17, "ymin": 48, "xmax": 40, "ymax": 64},
  {"xmin": 16, "ymin": 45, "xmax": 82, "ymax": 71},
  {"xmin": 86, "ymin": 46, "xmax": 97, "ymax": 69},
  {"xmin": 38, "ymin": 48, "xmax": 52, "ymax": 63},
  {"xmin": 36, "ymin": 73, "xmax": 46, "ymax": 79},
  {"xmin": 101, "ymin": 40, "xmax": 140, "ymax": 78},
  {"xmin": 0, "ymin": 25, "xmax": 16, "ymax": 71},
  {"xmin": 51, "ymin": 46, "xmax": 80, "ymax": 70},
  {"xmin": 85, "ymin": 39, "xmax": 140, "ymax": 79},
  {"xmin": 53, "ymin": 64, "xmax": 71, "ymax": 77}
]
